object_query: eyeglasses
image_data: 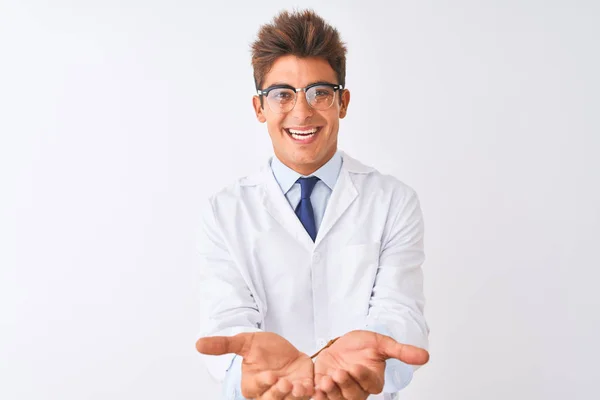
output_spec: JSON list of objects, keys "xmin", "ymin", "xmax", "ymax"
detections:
[{"xmin": 257, "ymin": 82, "xmax": 344, "ymax": 113}]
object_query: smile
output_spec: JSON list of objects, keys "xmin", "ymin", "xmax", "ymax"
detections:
[{"xmin": 284, "ymin": 127, "xmax": 322, "ymax": 144}]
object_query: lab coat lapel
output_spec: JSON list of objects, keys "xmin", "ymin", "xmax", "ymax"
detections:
[
  {"xmin": 260, "ymin": 165, "xmax": 315, "ymax": 251},
  {"xmin": 314, "ymin": 159, "xmax": 358, "ymax": 246}
]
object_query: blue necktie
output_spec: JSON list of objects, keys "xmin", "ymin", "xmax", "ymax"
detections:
[{"xmin": 295, "ymin": 176, "xmax": 319, "ymax": 241}]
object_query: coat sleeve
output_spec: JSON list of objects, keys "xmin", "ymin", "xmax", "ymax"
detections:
[
  {"xmin": 197, "ymin": 197, "xmax": 263, "ymax": 383},
  {"xmin": 364, "ymin": 186, "xmax": 430, "ymax": 392}
]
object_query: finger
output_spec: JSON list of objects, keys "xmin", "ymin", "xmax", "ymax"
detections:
[
  {"xmin": 347, "ymin": 364, "xmax": 382, "ymax": 394},
  {"xmin": 376, "ymin": 335, "xmax": 430, "ymax": 365},
  {"xmin": 318, "ymin": 374, "xmax": 344, "ymax": 400},
  {"xmin": 314, "ymin": 372, "xmax": 326, "ymax": 387},
  {"xmin": 291, "ymin": 379, "xmax": 315, "ymax": 398},
  {"xmin": 242, "ymin": 370, "xmax": 278, "ymax": 398},
  {"xmin": 302, "ymin": 378, "xmax": 315, "ymax": 394},
  {"xmin": 331, "ymin": 369, "xmax": 367, "ymax": 400},
  {"xmin": 312, "ymin": 390, "xmax": 328, "ymax": 400},
  {"xmin": 195, "ymin": 333, "xmax": 250, "ymax": 357},
  {"xmin": 261, "ymin": 378, "xmax": 293, "ymax": 400}
]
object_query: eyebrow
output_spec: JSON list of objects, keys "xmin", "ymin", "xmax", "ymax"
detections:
[{"xmin": 263, "ymin": 80, "xmax": 337, "ymax": 88}]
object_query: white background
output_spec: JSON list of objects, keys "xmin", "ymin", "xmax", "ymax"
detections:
[{"xmin": 1, "ymin": 1, "xmax": 599, "ymax": 399}]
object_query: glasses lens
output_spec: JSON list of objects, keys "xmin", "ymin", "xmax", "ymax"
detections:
[
  {"xmin": 306, "ymin": 85, "xmax": 335, "ymax": 110},
  {"xmin": 266, "ymin": 88, "xmax": 296, "ymax": 113}
]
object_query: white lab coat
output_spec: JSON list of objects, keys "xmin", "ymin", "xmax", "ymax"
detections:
[{"xmin": 197, "ymin": 151, "xmax": 429, "ymax": 400}]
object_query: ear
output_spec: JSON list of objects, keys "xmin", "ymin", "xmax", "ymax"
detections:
[
  {"xmin": 339, "ymin": 89, "xmax": 350, "ymax": 119},
  {"xmin": 252, "ymin": 96, "xmax": 267, "ymax": 123}
]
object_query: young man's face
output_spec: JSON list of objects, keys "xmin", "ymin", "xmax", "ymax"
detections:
[{"xmin": 252, "ymin": 55, "xmax": 350, "ymax": 175}]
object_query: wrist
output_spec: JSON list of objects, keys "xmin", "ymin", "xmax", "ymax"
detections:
[{"xmin": 310, "ymin": 336, "xmax": 340, "ymax": 360}]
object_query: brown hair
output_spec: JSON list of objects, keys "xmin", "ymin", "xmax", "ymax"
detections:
[{"xmin": 251, "ymin": 9, "xmax": 347, "ymax": 91}]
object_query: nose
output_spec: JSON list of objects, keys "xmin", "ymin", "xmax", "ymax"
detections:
[{"xmin": 289, "ymin": 90, "xmax": 314, "ymax": 120}]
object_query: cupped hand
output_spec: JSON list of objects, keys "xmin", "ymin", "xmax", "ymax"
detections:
[
  {"xmin": 196, "ymin": 332, "xmax": 315, "ymax": 399},
  {"xmin": 313, "ymin": 330, "xmax": 429, "ymax": 399}
]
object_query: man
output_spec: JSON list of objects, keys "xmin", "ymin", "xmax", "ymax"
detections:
[{"xmin": 196, "ymin": 9, "xmax": 430, "ymax": 400}]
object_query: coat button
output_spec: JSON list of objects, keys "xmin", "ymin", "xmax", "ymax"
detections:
[{"xmin": 313, "ymin": 252, "xmax": 321, "ymax": 263}]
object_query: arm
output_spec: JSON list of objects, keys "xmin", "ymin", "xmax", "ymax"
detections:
[
  {"xmin": 197, "ymin": 198, "xmax": 262, "ymax": 386},
  {"xmin": 197, "ymin": 199, "xmax": 315, "ymax": 400},
  {"xmin": 364, "ymin": 187, "xmax": 430, "ymax": 392}
]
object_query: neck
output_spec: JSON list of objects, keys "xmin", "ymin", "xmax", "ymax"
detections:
[{"xmin": 278, "ymin": 149, "xmax": 337, "ymax": 176}]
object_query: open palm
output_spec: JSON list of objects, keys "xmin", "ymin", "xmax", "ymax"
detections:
[
  {"xmin": 241, "ymin": 332, "xmax": 314, "ymax": 397},
  {"xmin": 314, "ymin": 330, "xmax": 429, "ymax": 395},
  {"xmin": 197, "ymin": 332, "xmax": 314, "ymax": 399}
]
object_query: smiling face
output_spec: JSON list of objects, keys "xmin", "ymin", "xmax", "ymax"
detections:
[{"xmin": 252, "ymin": 55, "xmax": 350, "ymax": 176}]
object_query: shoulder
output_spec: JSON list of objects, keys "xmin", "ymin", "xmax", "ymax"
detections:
[
  {"xmin": 204, "ymin": 161, "xmax": 267, "ymax": 212},
  {"xmin": 342, "ymin": 151, "xmax": 419, "ymax": 203}
]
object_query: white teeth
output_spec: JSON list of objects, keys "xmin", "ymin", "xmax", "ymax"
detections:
[
  {"xmin": 291, "ymin": 133, "xmax": 314, "ymax": 140},
  {"xmin": 289, "ymin": 128, "xmax": 318, "ymax": 134}
]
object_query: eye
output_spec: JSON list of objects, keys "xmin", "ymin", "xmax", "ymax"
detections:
[
  {"xmin": 316, "ymin": 89, "xmax": 332, "ymax": 96},
  {"xmin": 269, "ymin": 89, "xmax": 294, "ymax": 101},
  {"xmin": 311, "ymin": 86, "xmax": 334, "ymax": 99}
]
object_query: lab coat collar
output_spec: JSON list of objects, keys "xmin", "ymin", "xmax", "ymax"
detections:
[
  {"xmin": 243, "ymin": 151, "xmax": 373, "ymax": 249},
  {"xmin": 240, "ymin": 151, "xmax": 373, "ymax": 187},
  {"xmin": 270, "ymin": 151, "xmax": 343, "ymax": 193}
]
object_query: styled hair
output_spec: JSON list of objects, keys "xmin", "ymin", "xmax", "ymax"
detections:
[{"xmin": 251, "ymin": 9, "xmax": 347, "ymax": 91}]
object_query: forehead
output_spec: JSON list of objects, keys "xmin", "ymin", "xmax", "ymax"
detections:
[{"xmin": 263, "ymin": 55, "xmax": 338, "ymax": 88}]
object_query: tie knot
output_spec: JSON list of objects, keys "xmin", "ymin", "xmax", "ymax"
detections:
[{"xmin": 297, "ymin": 176, "xmax": 320, "ymax": 200}]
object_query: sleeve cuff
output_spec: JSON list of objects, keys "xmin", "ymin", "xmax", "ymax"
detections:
[{"xmin": 223, "ymin": 355, "xmax": 245, "ymax": 400}]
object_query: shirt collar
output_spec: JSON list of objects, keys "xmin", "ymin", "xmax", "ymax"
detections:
[{"xmin": 270, "ymin": 151, "xmax": 343, "ymax": 194}]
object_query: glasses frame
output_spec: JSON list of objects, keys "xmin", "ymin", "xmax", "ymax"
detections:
[{"xmin": 257, "ymin": 82, "xmax": 344, "ymax": 113}]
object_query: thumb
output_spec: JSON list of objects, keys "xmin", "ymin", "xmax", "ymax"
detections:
[
  {"xmin": 376, "ymin": 335, "xmax": 430, "ymax": 365},
  {"xmin": 195, "ymin": 333, "xmax": 250, "ymax": 357}
]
